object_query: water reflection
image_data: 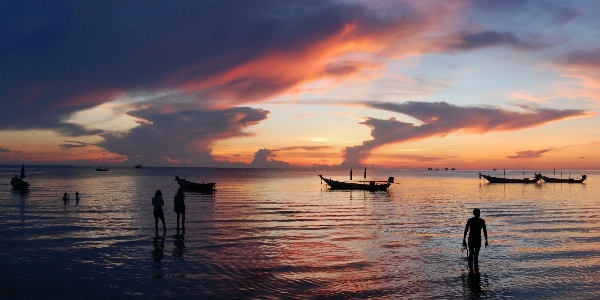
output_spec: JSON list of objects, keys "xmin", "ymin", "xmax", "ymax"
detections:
[
  {"xmin": 11, "ymin": 190, "xmax": 28, "ymax": 220},
  {"xmin": 1, "ymin": 168, "xmax": 599, "ymax": 299},
  {"xmin": 152, "ymin": 236, "xmax": 165, "ymax": 278},
  {"xmin": 461, "ymin": 271, "xmax": 489, "ymax": 298},
  {"xmin": 172, "ymin": 229, "xmax": 186, "ymax": 258}
]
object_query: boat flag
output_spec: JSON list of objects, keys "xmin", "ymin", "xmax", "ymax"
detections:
[{"xmin": 20, "ymin": 163, "xmax": 26, "ymax": 179}]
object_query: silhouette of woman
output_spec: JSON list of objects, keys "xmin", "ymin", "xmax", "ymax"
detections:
[
  {"xmin": 174, "ymin": 188, "xmax": 186, "ymax": 229},
  {"xmin": 152, "ymin": 190, "xmax": 166, "ymax": 235}
]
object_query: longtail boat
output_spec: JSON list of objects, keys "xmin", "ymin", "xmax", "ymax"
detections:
[
  {"xmin": 175, "ymin": 176, "xmax": 216, "ymax": 193},
  {"xmin": 96, "ymin": 166, "xmax": 109, "ymax": 171},
  {"xmin": 479, "ymin": 173, "xmax": 542, "ymax": 183},
  {"xmin": 541, "ymin": 174, "xmax": 586, "ymax": 183},
  {"xmin": 319, "ymin": 175, "xmax": 393, "ymax": 191},
  {"xmin": 10, "ymin": 164, "xmax": 30, "ymax": 190}
]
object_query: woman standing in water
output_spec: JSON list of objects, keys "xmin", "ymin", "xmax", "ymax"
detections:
[
  {"xmin": 174, "ymin": 188, "xmax": 186, "ymax": 229},
  {"xmin": 152, "ymin": 190, "xmax": 166, "ymax": 235}
]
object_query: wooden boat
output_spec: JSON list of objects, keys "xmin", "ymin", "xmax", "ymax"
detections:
[
  {"xmin": 479, "ymin": 173, "xmax": 542, "ymax": 183},
  {"xmin": 96, "ymin": 166, "xmax": 109, "ymax": 171},
  {"xmin": 10, "ymin": 164, "xmax": 30, "ymax": 190},
  {"xmin": 175, "ymin": 176, "xmax": 216, "ymax": 193},
  {"xmin": 134, "ymin": 164, "xmax": 142, "ymax": 169},
  {"xmin": 319, "ymin": 175, "xmax": 393, "ymax": 191},
  {"xmin": 541, "ymin": 174, "xmax": 586, "ymax": 183}
]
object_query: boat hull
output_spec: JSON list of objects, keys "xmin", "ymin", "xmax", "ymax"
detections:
[
  {"xmin": 479, "ymin": 173, "xmax": 542, "ymax": 183},
  {"xmin": 175, "ymin": 176, "xmax": 216, "ymax": 193},
  {"xmin": 10, "ymin": 178, "xmax": 30, "ymax": 190},
  {"xmin": 541, "ymin": 175, "xmax": 586, "ymax": 183},
  {"xmin": 319, "ymin": 175, "xmax": 391, "ymax": 191}
]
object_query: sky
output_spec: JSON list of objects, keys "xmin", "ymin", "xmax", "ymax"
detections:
[{"xmin": 1, "ymin": 0, "xmax": 599, "ymax": 169}]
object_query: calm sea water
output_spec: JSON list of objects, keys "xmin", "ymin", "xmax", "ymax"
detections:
[{"xmin": 0, "ymin": 166, "xmax": 599, "ymax": 299}]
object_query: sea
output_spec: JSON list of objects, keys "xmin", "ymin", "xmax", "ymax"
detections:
[{"xmin": 1, "ymin": 165, "xmax": 599, "ymax": 299}]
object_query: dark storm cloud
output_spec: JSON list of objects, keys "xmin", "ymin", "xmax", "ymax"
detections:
[
  {"xmin": 454, "ymin": 0, "xmax": 581, "ymax": 51},
  {"xmin": 507, "ymin": 149, "xmax": 552, "ymax": 159},
  {"xmin": 0, "ymin": 146, "xmax": 21, "ymax": 154},
  {"xmin": 59, "ymin": 140, "xmax": 92, "ymax": 149},
  {"xmin": 343, "ymin": 101, "xmax": 588, "ymax": 164},
  {"xmin": 0, "ymin": 146, "xmax": 12, "ymax": 153},
  {"xmin": 99, "ymin": 106, "xmax": 269, "ymax": 166},
  {"xmin": 2, "ymin": 1, "xmax": 577, "ymax": 128},
  {"xmin": 452, "ymin": 31, "xmax": 549, "ymax": 51},
  {"xmin": 558, "ymin": 49, "xmax": 600, "ymax": 67},
  {"xmin": 249, "ymin": 149, "xmax": 291, "ymax": 168},
  {"xmin": 472, "ymin": 0, "xmax": 580, "ymax": 25},
  {"xmin": 0, "ymin": 0, "xmax": 387, "ymax": 131}
]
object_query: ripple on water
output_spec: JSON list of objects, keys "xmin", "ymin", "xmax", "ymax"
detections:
[{"xmin": 1, "ymin": 168, "xmax": 600, "ymax": 298}]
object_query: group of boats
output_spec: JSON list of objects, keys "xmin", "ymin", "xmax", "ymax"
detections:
[
  {"xmin": 479, "ymin": 172, "xmax": 587, "ymax": 184},
  {"xmin": 96, "ymin": 165, "xmax": 142, "ymax": 171},
  {"xmin": 9, "ymin": 164, "xmax": 218, "ymax": 193},
  {"xmin": 8, "ymin": 164, "xmax": 588, "ymax": 193}
]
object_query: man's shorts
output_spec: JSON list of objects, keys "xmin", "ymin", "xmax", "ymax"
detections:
[{"xmin": 468, "ymin": 239, "xmax": 481, "ymax": 250}]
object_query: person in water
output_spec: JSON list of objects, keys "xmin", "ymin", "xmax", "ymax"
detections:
[
  {"xmin": 174, "ymin": 188, "xmax": 186, "ymax": 229},
  {"xmin": 463, "ymin": 208, "xmax": 488, "ymax": 273},
  {"xmin": 152, "ymin": 190, "xmax": 166, "ymax": 235},
  {"xmin": 62, "ymin": 193, "xmax": 69, "ymax": 204},
  {"xmin": 75, "ymin": 191, "xmax": 80, "ymax": 204}
]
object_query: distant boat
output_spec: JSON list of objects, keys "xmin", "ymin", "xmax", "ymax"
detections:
[
  {"xmin": 96, "ymin": 166, "xmax": 109, "ymax": 171},
  {"xmin": 541, "ymin": 174, "xmax": 586, "ymax": 183},
  {"xmin": 319, "ymin": 175, "xmax": 393, "ymax": 191},
  {"xmin": 10, "ymin": 164, "xmax": 30, "ymax": 190},
  {"xmin": 134, "ymin": 164, "xmax": 142, "ymax": 169},
  {"xmin": 479, "ymin": 173, "xmax": 542, "ymax": 183},
  {"xmin": 175, "ymin": 176, "xmax": 216, "ymax": 193}
]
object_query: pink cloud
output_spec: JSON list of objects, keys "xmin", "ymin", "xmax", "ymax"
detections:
[
  {"xmin": 342, "ymin": 101, "xmax": 590, "ymax": 165},
  {"xmin": 507, "ymin": 149, "xmax": 552, "ymax": 159}
]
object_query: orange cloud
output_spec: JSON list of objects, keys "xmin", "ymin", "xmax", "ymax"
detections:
[{"xmin": 173, "ymin": 2, "xmax": 469, "ymax": 106}]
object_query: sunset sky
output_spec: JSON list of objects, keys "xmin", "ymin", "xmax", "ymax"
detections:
[{"xmin": 1, "ymin": 0, "xmax": 599, "ymax": 169}]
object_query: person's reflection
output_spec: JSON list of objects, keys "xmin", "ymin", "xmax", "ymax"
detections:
[
  {"xmin": 152, "ymin": 236, "xmax": 165, "ymax": 274},
  {"xmin": 461, "ymin": 272, "xmax": 488, "ymax": 298},
  {"xmin": 13, "ymin": 190, "xmax": 29, "ymax": 222},
  {"xmin": 172, "ymin": 228, "xmax": 186, "ymax": 258}
]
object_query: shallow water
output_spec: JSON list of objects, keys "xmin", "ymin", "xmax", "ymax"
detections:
[{"xmin": 1, "ymin": 166, "xmax": 599, "ymax": 299}]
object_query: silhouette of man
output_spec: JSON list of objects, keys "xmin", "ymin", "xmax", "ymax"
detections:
[{"xmin": 463, "ymin": 208, "xmax": 488, "ymax": 273}]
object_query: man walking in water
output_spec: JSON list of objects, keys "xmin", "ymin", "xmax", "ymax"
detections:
[{"xmin": 463, "ymin": 208, "xmax": 488, "ymax": 273}]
